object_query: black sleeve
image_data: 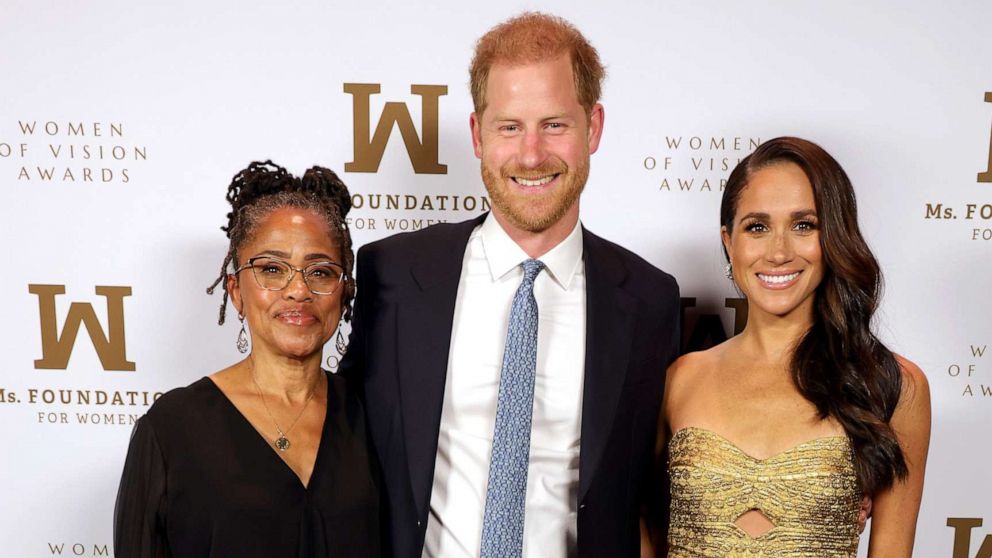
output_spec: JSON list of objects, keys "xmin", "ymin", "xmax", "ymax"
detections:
[{"xmin": 114, "ymin": 416, "xmax": 170, "ymax": 558}]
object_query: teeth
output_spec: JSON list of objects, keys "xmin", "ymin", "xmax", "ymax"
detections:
[
  {"xmin": 514, "ymin": 175, "xmax": 555, "ymax": 186},
  {"xmin": 758, "ymin": 272, "xmax": 800, "ymax": 284}
]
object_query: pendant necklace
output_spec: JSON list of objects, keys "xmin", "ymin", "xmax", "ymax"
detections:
[{"xmin": 250, "ymin": 365, "xmax": 318, "ymax": 452}]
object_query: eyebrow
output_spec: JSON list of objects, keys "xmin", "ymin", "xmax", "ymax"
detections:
[
  {"xmin": 253, "ymin": 250, "xmax": 337, "ymax": 261},
  {"xmin": 738, "ymin": 209, "xmax": 817, "ymax": 221},
  {"xmin": 490, "ymin": 113, "xmax": 573, "ymax": 124},
  {"xmin": 255, "ymin": 250, "xmax": 291, "ymax": 259}
]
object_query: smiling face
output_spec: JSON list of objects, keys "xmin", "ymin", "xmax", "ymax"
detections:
[
  {"xmin": 722, "ymin": 162, "xmax": 825, "ymax": 321},
  {"xmin": 228, "ymin": 206, "xmax": 344, "ymax": 360},
  {"xmin": 471, "ymin": 54, "xmax": 604, "ymax": 235}
]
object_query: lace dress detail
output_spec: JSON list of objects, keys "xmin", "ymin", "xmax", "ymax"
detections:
[{"xmin": 668, "ymin": 427, "xmax": 862, "ymax": 558}]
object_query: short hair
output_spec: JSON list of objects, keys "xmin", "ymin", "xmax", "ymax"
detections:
[{"xmin": 469, "ymin": 12, "xmax": 605, "ymax": 116}]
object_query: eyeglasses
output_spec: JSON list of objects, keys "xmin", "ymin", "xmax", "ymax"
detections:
[{"xmin": 234, "ymin": 256, "xmax": 347, "ymax": 296}]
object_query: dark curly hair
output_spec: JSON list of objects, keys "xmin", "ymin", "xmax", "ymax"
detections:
[
  {"xmin": 206, "ymin": 160, "xmax": 355, "ymax": 325},
  {"xmin": 720, "ymin": 137, "xmax": 907, "ymax": 495}
]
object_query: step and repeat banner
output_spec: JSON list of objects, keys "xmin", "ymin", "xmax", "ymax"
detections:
[{"xmin": 2, "ymin": 1, "xmax": 990, "ymax": 556}]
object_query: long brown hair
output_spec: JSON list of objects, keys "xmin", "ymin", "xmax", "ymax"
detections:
[{"xmin": 720, "ymin": 136, "xmax": 907, "ymax": 494}]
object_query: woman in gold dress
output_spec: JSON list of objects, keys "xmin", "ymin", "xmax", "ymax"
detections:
[{"xmin": 662, "ymin": 137, "xmax": 930, "ymax": 557}]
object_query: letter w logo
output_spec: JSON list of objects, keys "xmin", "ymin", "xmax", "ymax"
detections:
[
  {"xmin": 30, "ymin": 285, "xmax": 135, "ymax": 371},
  {"xmin": 949, "ymin": 518, "xmax": 992, "ymax": 558},
  {"xmin": 344, "ymin": 83, "xmax": 447, "ymax": 174},
  {"xmin": 981, "ymin": 92, "xmax": 992, "ymax": 183}
]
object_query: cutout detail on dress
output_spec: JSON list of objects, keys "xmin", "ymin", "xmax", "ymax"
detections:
[{"xmin": 734, "ymin": 508, "xmax": 776, "ymax": 538}]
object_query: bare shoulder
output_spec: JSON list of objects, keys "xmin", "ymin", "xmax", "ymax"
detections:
[
  {"xmin": 670, "ymin": 341, "xmax": 735, "ymax": 380},
  {"xmin": 667, "ymin": 349, "xmax": 714, "ymax": 389},
  {"xmin": 889, "ymin": 354, "xmax": 932, "ymax": 461},
  {"xmin": 894, "ymin": 354, "xmax": 931, "ymax": 410},
  {"xmin": 863, "ymin": 354, "xmax": 931, "ymax": 554},
  {"xmin": 664, "ymin": 345, "xmax": 724, "ymax": 417}
]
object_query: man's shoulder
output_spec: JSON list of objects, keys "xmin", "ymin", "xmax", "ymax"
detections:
[
  {"xmin": 583, "ymin": 227, "xmax": 679, "ymax": 295},
  {"xmin": 357, "ymin": 215, "xmax": 483, "ymax": 260}
]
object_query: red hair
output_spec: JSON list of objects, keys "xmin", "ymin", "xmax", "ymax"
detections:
[{"xmin": 469, "ymin": 12, "xmax": 606, "ymax": 116}]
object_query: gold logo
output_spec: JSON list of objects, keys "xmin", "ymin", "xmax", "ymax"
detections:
[
  {"xmin": 30, "ymin": 285, "xmax": 135, "ymax": 371},
  {"xmin": 981, "ymin": 92, "xmax": 992, "ymax": 183},
  {"xmin": 948, "ymin": 518, "xmax": 992, "ymax": 558},
  {"xmin": 344, "ymin": 83, "xmax": 447, "ymax": 174}
]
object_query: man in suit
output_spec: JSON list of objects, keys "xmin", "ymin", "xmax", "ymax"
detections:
[{"xmin": 341, "ymin": 13, "xmax": 680, "ymax": 558}]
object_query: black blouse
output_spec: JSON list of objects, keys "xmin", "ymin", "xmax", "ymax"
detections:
[{"xmin": 114, "ymin": 372, "xmax": 380, "ymax": 558}]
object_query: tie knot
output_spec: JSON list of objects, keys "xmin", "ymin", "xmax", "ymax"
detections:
[{"xmin": 520, "ymin": 259, "xmax": 545, "ymax": 283}]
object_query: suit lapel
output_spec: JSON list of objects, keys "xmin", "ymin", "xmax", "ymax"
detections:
[
  {"xmin": 397, "ymin": 214, "xmax": 486, "ymax": 515},
  {"xmin": 578, "ymin": 229, "xmax": 637, "ymax": 500}
]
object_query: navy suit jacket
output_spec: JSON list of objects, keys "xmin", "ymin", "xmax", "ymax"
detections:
[{"xmin": 341, "ymin": 214, "xmax": 680, "ymax": 557}]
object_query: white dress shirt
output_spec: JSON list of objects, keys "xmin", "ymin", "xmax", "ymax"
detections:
[{"xmin": 423, "ymin": 214, "xmax": 587, "ymax": 558}]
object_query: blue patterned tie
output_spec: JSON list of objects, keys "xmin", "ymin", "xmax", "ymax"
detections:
[{"xmin": 480, "ymin": 259, "xmax": 545, "ymax": 558}]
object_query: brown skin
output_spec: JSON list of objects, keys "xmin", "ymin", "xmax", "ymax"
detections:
[
  {"xmin": 721, "ymin": 163, "xmax": 824, "ymax": 325},
  {"xmin": 470, "ymin": 53, "xmax": 604, "ymax": 258},
  {"xmin": 654, "ymin": 164, "xmax": 930, "ymax": 556},
  {"xmin": 210, "ymin": 207, "xmax": 346, "ymax": 487},
  {"xmin": 866, "ymin": 355, "xmax": 930, "ymax": 556}
]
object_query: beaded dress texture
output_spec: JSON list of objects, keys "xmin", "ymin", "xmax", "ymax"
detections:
[{"xmin": 668, "ymin": 427, "xmax": 862, "ymax": 558}]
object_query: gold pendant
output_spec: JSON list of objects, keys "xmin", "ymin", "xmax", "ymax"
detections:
[{"xmin": 275, "ymin": 436, "xmax": 290, "ymax": 451}]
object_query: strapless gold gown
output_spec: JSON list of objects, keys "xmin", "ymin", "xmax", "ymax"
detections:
[{"xmin": 668, "ymin": 427, "xmax": 862, "ymax": 557}]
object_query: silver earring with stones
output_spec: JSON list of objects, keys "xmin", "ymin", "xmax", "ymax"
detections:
[
  {"xmin": 237, "ymin": 313, "xmax": 249, "ymax": 354},
  {"xmin": 335, "ymin": 322, "xmax": 347, "ymax": 356},
  {"xmin": 724, "ymin": 263, "xmax": 734, "ymax": 280}
]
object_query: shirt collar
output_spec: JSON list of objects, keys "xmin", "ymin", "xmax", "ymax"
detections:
[{"xmin": 479, "ymin": 213, "xmax": 584, "ymax": 290}]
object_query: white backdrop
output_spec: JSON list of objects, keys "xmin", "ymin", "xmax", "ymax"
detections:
[{"xmin": 2, "ymin": 1, "xmax": 990, "ymax": 556}]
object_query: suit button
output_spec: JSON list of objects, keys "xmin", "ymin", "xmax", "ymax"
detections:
[
  {"xmin": 417, "ymin": 520, "xmax": 422, "ymax": 527},
  {"xmin": 579, "ymin": 504, "xmax": 587, "ymax": 510}
]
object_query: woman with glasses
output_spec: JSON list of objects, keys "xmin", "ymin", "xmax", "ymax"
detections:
[{"xmin": 114, "ymin": 161, "xmax": 379, "ymax": 557}]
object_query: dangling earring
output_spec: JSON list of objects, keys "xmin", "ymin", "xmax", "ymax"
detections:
[
  {"xmin": 326, "ymin": 320, "xmax": 347, "ymax": 370},
  {"xmin": 724, "ymin": 263, "xmax": 734, "ymax": 280},
  {"xmin": 335, "ymin": 322, "xmax": 348, "ymax": 356},
  {"xmin": 237, "ymin": 314, "xmax": 249, "ymax": 354}
]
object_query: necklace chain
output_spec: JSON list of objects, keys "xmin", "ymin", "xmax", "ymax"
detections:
[{"xmin": 249, "ymin": 363, "xmax": 318, "ymax": 452}]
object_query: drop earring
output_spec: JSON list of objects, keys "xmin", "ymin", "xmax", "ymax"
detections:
[
  {"xmin": 724, "ymin": 263, "xmax": 733, "ymax": 280},
  {"xmin": 237, "ymin": 313, "xmax": 249, "ymax": 354},
  {"xmin": 325, "ymin": 320, "xmax": 347, "ymax": 371},
  {"xmin": 335, "ymin": 322, "xmax": 348, "ymax": 356}
]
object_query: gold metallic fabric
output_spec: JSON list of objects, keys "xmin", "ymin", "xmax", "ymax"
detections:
[{"xmin": 668, "ymin": 427, "xmax": 862, "ymax": 557}]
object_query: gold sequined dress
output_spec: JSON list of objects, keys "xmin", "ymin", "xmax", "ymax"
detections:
[{"xmin": 668, "ymin": 427, "xmax": 862, "ymax": 557}]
